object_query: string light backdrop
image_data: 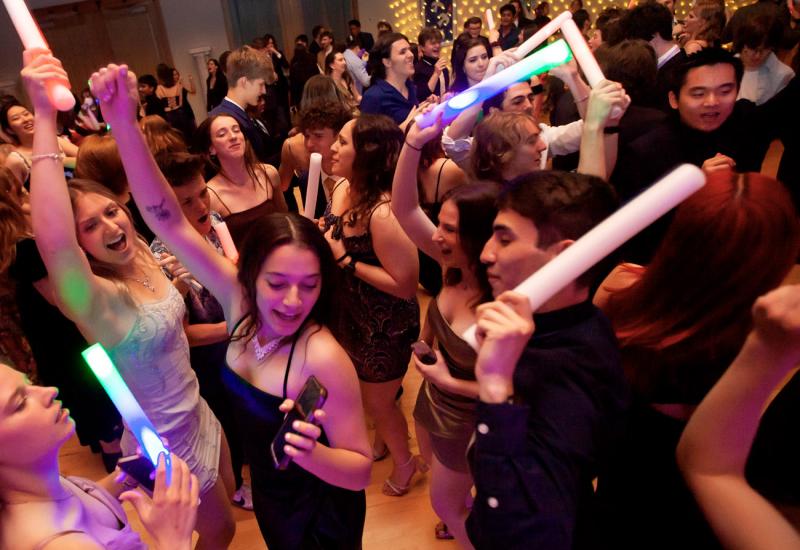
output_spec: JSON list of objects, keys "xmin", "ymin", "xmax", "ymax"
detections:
[{"xmin": 388, "ymin": 0, "xmax": 756, "ymax": 47}]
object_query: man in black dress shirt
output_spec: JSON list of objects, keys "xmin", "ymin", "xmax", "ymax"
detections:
[
  {"xmin": 413, "ymin": 27, "xmax": 450, "ymax": 98},
  {"xmin": 497, "ymin": 4, "xmax": 520, "ymax": 50},
  {"xmin": 209, "ymin": 46, "xmax": 278, "ymax": 165},
  {"xmin": 466, "ymin": 171, "xmax": 628, "ymax": 550}
]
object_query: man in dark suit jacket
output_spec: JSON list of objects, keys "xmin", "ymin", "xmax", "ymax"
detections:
[
  {"xmin": 348, "ymin": 19, "xmax": 375, "ymax": 53},
  {"xmin": 209, "ymin": 46, "xmax": 277, "ymax": 164}
]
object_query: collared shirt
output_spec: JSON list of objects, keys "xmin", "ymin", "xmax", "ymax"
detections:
[
  {"xmin": 344, "ymin": 48, "xmax": 371, "ymax": 94},
  {"xmin": 738, "ymin": 51, "xmax": 795, "ymax": 105},
  {"xmin": 466, "ymin": 301, "xmax": 627, "ymax": 550},
  {"xmin": 657, "ymin": 44, "xmax": 681, "ymax": 69},
  {"xmin": 359, "ymin": 79, "xmax": 418, "ymax": 124},
  {"xmin": 498, "ymin": 24, "xmax": 519, "ymax": 50},
  {"xmin": 413, "ymin": 55, "xmax": 450, "ymax": 97}
]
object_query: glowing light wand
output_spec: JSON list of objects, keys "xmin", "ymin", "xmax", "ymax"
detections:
[
  {"xmin": 416, "ymin": 39, "xmax": 573, "ymax": 128},
  {"xmin": 461, "ymin": 164, "xmax": 707, "ymax": 349},
  {"xmin": 303, "ymin": 152, "xmax": 322, "ymax": 220},
  {"xmin": 82, "ymin": 343, "xmax": 171, "ymax": 483},
  {"xmin": 2, "ymin": 0, "xmax": 75, "ymax": 111}
]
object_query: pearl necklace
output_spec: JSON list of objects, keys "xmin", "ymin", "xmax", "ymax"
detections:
[{"xmin": 252, "ymin": 334, "xmax": 284, "ymax": 361}]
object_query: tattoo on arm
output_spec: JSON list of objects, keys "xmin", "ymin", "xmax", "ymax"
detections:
[{"xmin": 146, "ymin": 198, "xmax": 171, "ymax": 222}]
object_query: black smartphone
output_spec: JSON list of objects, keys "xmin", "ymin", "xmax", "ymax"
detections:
[
  {"xmin": 118, "ymin": 454, "xmax": 156, "ymax": 493},
  {"xmin": 411, "ymin": 340, "xmax": 437, "ymax": 365},
  {"xmin": 270, "ymin": 375, "xmax": 328, "ymax": 470}
]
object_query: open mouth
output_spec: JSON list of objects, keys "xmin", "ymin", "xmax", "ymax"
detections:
[
  {"xmin": 197, "ymin": 214, "xmax": 209, "ymax": 225},
  {"xmin": 23, "ymin": 122, "xmax": 34, "ymax": 131},
  {"xmin": 107, "ymin": 233, "xmax": 127, "ymax": 251},
  {"xmin": 274, "ymin": 310, "xmax": 302, "ymax": 323}
]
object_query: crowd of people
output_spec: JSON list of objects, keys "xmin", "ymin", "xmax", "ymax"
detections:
[{"xmin": 1, "ymin": 0, "xmax": 800, "ymax": 548}]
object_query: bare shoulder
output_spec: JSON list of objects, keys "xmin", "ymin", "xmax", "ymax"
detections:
[
  {"xmin": 260, "ymin": 163, "xmax": 280, "ymax": 185},
  {"xmin": 302, "ymin": 325, "xmax": 353, "ymax": 373}
]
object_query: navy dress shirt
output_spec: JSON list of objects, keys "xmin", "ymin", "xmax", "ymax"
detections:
[
  {"xmin": 359, "ymin": 79, "xmax": 418, "ymax": 125},
  {"xmin": 466, "ymin": 301, "xmax": 628, "ymax": 550}
]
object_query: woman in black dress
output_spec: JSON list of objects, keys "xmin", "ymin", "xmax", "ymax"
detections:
[
  {"xmin": 322, "ymin": 114, "xmax": 422, "ymax": 496},
  {"xmin": 94, "ymin": 62, "xmax": 372, "ymax": 549},
  {"xmin": 205, "ymin": 58, "xmax": 227, "ymax": 112}
]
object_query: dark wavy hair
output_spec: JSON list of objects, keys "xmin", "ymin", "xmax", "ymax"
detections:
[
  {"xmin": 450, "ymin": 36, "xmax": 491, "ymax": 93},
  {"xmin": 0, "ymin": 99, "xmax": 25, "ymax": 146},
  {"xmin": 368, "ymin": 32, "xmax": 410, "ymax": 80},
  {"xmin": 441, "ymin": 182, "xmax": 499, "ymax": 306},
  {"xmin": 346, "ymin": 114, "xmax": 403, "ymax": 227},
  {"xmin": 232, "ymin": 213, "xmax": 338, "ymax": 346},
  {"xmin": 156, "ymin": 63, "xmax": 176, "ymax": 87}
]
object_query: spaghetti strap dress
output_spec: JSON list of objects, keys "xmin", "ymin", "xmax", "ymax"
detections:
[
  {"xmin": 418, "ymin": 158, "xmax": 449, "ymax": 295},
  {"xmin": 412, "ymin": 298, "xmax": 478, "ymax": 473},
  {"xmin": 208, "ymin": 187, "xmax": 283, "ymax": 248},
  {"xmin": 322, "ymin": 195, "xmax": 420, "ymax": 383},
  {"xmin": 107, "ymin": 284, "xmax": 221, "ymax": 494},
  {"xmin": 222, "ymin": 326, "xmax": 366, "ymax": 549},
  {"xmin": 29, "ymin": 477, "xmax": 146, "ymax": 550}
]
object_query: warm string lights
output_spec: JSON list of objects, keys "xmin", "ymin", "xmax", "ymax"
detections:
[{"xmin": 390, "ymin": 0, "xmax": 756, "ymax": 46}]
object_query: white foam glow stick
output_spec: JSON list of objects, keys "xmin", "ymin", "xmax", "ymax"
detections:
[
  {"xmin": 213, "ymin": 221, "xmax": 239, "ymax": 264},
  {"xmin": 416, "ymin": 39, "xmax": 573, "ymax": 128},
  {"xmin": 303, "ymin": 152, "xmax": 322, "ymax": 220},
  {"xmin": 560, "ymin": 18, "xmax": 604, "ymax": 86},
  {"xmin": 485, "ymin": 8, "xmax": 496, "ymax": 30},
  {"xmin": 462, "ymin": 164, "xmax": 706, "ymax": 349},
  {"xmin": 3, "ymin": 0, "xmax": 75, "ymax": 111},
  {"xmin": 513, "ymin": 11, "xmax": 572, "ymax": 59}
]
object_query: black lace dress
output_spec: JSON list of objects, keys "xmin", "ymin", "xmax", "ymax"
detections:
[{"xmin": 322, "ymin": 200, "xmax": 420, "ymax": 383}]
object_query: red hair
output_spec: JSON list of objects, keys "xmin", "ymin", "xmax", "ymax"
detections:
[{"xmin": 605, "ymin": 170, "xmax": 800, "ymax": 355}]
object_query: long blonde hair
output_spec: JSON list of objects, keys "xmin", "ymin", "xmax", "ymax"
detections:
[{"xmin": 67, "ymin": 178, "xmax": 155, "ymax": 307}]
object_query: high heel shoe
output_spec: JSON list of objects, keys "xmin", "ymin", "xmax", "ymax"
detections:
[{"xmin": 382, "ymin": 455, "xmax": 429, "ymax": 497}]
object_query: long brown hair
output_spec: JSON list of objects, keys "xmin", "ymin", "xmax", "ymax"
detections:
[
  {"xmin": 604, "ymin": 171, "xmax": 800, "ymax": 354},
  {"xmin": 195, "ymin": 114, "xmax": 270, "ymax": 197},
  {"xmin": 0, "ymin": 167, "xmax": 30, "ymax": 276},
  {"xmin": 345, "ymin": 114, "xmax": 403, "ymax": 227}
]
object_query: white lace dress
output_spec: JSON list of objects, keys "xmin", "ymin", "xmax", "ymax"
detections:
[{"xmin": 108, "ymin": 284, "xmax": 221, "ymax": 494}]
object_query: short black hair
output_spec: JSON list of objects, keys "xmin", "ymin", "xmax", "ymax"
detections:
[
  {"xmin": 622, "ymin": 2, "xmax": 673, "ymax": 42},
  {"xmin": 464, "ymin": 16, "xmax": 482, "ymax": 27},
  {"xmin": 500, "ymin": 3, "xmax": 517, "ymax": 16},
  {"xmin": 311, "ymin": 25, "xmax": 324, "ymax": 39},
  {"xmin": 137, "ymin": 74, "xmax": 158, "ymax": 88},
  {"xmin": 319, "ymin": 30, "xmax": 334, "ymax": 41},
  {"xmin": 498, "ymin": 171, "xmax": 619, "ymax": 288},
  {"xmin": 573, "ymin": 8, "xmax": 591, "ymax": 30},
  {"xmin": 732, "ymin": 14, "xmax": 783, "ymax": 53},
  {"xmin": 669, "ymin": 47, "xmax": 744, "ymax": 97},
  {"xmin": 156, "ymin": 151, "xmax": 206, "ymax": 188},
  {"xmin": 368, "ymin": 32, "xmax": 409, "ymax": 80},
  {"xmin": 349, "ymin": 19, "xmax": 361, "ymax": 27},
  {"xmin": 295, "ymin": 34, "xmax": 309, "ymax": 45}
]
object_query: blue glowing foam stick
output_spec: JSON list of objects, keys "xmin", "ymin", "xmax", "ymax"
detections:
[
  {"xmin": 81, "ymin": 343, "xmax": 171, "ymax": 483},
  {"xmin": 416, "ymin": 39, "xmax": 573, "ymax": 128}
]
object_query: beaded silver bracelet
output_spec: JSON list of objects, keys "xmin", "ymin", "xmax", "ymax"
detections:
[{"xmin": 30, "ymin": 152, "xmax": 65, "ymax": 162}]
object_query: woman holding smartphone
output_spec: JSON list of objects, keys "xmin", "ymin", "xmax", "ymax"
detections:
[
  {"xmin": 90, "ymin": 61, "xmax": 372, "ymax": 549},
  {"xmin": 392, "ymin": 114, "xmax": 497, "ymax": 545}
]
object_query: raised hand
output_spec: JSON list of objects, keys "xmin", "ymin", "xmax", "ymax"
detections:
[
  {"xmin": 701, "ymin": 153, "xmax": 736, "ymax": 173},
  {"xmin": 750, "ymin": 284, "xmax": 800, "ymax": 365},
  {"xmin": 474, "ymin": 291, "xmax": 535, "ymax": 403},
  {"xmin": 89, "ymin": 64, "xmax": 139, "ymax": 129},
  {"xmin": 406, "ymin": 104, "xmax": 443, "ymax": 149},
  {"xmin": 585, "ymin": 79, "xmax": 630, "ymax": 129},
  {"xmin": 20, "ymin": 49, "xmax": 70, "ymax": 115},
  {"xmin": 120, "ymin": 453, "xmax": 198, "ymax": 550}
]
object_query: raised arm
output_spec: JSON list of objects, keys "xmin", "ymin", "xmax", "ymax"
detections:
[
  {"xmin": 24, "ymin": 50, "xmax": 109, "ymax": 323},
  {"xmin": 577, "ymin": 79, "xmax": 628, "ymax": 179},
  {"xmin": 90, "ymin": 64, "xmax": 239, "ymax": 313},
  {"xmin": 391, "ymin": 114, "xmax": 443, "ymax": 262},
  {"xmin": 677, "ymin": 285, "xmax": 800, "ymax": 550},
  {"xmin": 549, "ymin": 59, "xmax": 592, "ymax": 119}
]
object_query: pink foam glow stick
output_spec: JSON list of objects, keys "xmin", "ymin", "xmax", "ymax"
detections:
[
  {"xmin": 213, "ymin": 221, "xmax": 239, "ymax": 264},
  {"xmin": 3, "ymin": 0, "xmax": 75, "ymax": 111},
  {"xmin": 462, "ymin": 164, "xmax": 706, "ymax": 349}
]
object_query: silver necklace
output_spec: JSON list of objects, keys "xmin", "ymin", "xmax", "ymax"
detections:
[
  {"xmin": 131, "ymin": 274, "xmax": 157, "ymax": 293},
  {"xmin": 252, "ymin": 334, "xmax": 283, "ymax": 361}
]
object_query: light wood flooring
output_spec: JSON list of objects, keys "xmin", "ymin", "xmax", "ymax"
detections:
[{"xmin": 58, "ymin": 292, "xmax": 460, "ymax": 550}]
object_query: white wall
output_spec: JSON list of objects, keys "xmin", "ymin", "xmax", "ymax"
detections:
[
  {"xmin": 0, "ymin": 0, "xmax": 231, "ymax": 120},
  {"xmin": 355, "ymin": 0, "xmax": 393, "ymax": 38}
]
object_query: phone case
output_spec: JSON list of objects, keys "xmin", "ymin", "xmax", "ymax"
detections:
[
  {"xmin": 411, "ymin": 340, "xmax": 437, "ymax": 365},
  {"xmin": 118, "ymin": 454, "xmax": 156, "ymax": 493},
  {"xmin": 270, "ymin": 375, "xmax": 328, "ymax": 470}
]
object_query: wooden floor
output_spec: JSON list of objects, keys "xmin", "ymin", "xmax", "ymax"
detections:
[{"xmin": 59, "ymin": 292, "xmax": 459, "ymax": 550}]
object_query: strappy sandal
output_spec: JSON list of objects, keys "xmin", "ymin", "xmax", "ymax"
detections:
[
  {"xmin": 435, "ymin": 521, "xmax": 455, "ymax": 540},
  {"xmin": 382, "ymin": 455, "xmax": 429, "ymax": 497}
]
